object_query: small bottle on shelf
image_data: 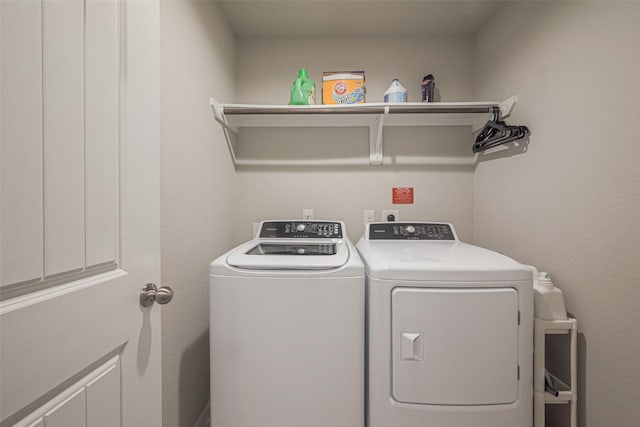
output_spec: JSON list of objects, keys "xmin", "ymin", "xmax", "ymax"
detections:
[
  {"xmin": 421, "ymin": 74, "xmax": 435, "ymax": 103},
  {"xmin": 290, "ymin": 68, "xmax": 316, "ymax": 105},
  {"xmin": 383, "ymin": 79, "xmax": 407, "ymax": 103}
]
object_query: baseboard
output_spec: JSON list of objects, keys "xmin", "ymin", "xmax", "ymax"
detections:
[{"xmin": 193, "ymin": 401, "xmax": 211, "ymax": 427}]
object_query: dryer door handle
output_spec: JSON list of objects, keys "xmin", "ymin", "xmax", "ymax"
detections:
[{"xmin": 401, "ymin": 332, "xmax": 423, "ymax": 361}]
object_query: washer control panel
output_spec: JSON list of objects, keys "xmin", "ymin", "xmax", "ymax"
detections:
[
  {"xmin": 259, "ymin": 221, "xmax": 343, "ymax": 239},
  {"xmin": 368, "ymin": 223, "xmax": 456, "ymax": 240}
]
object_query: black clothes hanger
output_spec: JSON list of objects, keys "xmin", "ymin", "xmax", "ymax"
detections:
[{"xmin": 473, "ymin": 110, "xmax": 529, "ymax": 153}]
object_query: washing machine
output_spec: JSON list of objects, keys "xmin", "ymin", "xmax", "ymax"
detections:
[
  {"xmin": 209, "ymin": 220, "xmax": 364, "ymax": 427},
  {"xmin": 357, "ymin": 222, "xmax": 532, "ymax": 427}
]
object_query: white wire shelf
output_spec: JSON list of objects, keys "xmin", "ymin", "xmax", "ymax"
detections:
[{"xmin": 210, "ymin": 96, "xmax": 518, "ymax": 166}]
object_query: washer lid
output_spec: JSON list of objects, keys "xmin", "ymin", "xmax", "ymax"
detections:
[
  {"xmin": 227, "ymin": 239, "xmax": 350, "ymax": 270},
  {"xmin": 356, "ymin": 240, "xmax": 531, "ymax": 281}
]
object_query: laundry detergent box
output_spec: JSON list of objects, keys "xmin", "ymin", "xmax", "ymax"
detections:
[{"xmin": 322, "ymin": 71, "xmax": 366, "ymax": 104}]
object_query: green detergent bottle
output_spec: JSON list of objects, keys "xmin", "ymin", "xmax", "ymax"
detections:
[{"xmin": 289, "ymin": 68, "xmax": 316, "ymax": 105}]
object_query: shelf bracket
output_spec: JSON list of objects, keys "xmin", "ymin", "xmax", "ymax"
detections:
[
  {"xmin": 210, "ymin": 97, "xmax": 239, "ymax": 134},
  {"xmin": 369, "ymin": 106, "xmax": 389, "ymax": 165},
  {"xmin": 499, "ymin": 95, "xmax": 518, "ymax": 119},
  {"xmin": 210, "ymin": 98, "xmax": 238, "ymax": 166}
]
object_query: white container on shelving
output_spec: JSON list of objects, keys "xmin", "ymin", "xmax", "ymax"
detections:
[
  {"xmin": 533, "ymin": 271, "xmax": 567, "ymax": 320},
  {"xmin": 383, "ymin": 79, "xmax": 407, "ymax": 102}
]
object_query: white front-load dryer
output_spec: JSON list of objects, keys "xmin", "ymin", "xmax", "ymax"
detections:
[
  {"xmin": 357, "ymin": 222, "xmax": 532, "ymax": 427},
  {"xmin": 210, "ymin": 220, "xmax": 364, "ymax": 427}
]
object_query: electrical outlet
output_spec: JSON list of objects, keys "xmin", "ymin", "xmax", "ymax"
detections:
[
  {"xmin": 302, "ymin": 209, "xmax": 314, "ymax": 220},
  {"xmin": 382, "ymin": 209, "xmax": 399, "ymax": 222},
  {"xmin": 363, "ymin": 210, "xmax": 375, "ymax": 224}
]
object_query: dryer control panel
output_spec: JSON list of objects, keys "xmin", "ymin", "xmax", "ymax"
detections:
[
  {"xmin": 368, "ymin": 223, "xmax": 456, "ymax": 240},
  {"xmin": 260, "ymin": 221, "xmax": 343, "ymax": 239}
]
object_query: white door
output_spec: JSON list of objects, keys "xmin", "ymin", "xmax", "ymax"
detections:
[{"xmin": 0, "ymin": 1, "xmax": 163, "ymax": 426}]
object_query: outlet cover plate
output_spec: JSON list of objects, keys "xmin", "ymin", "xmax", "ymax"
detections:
[
  {"xmin": 364, "ymin": 210, "xmax": 375, "ymax": 224},
  {"xmin": 382, "ymin": 209, "xmax": 399, "ymax": 222}
]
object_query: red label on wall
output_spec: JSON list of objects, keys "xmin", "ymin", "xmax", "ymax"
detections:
[{"xmin": 392, "ymin": 187, "xmax": 414, "ymax": 204}]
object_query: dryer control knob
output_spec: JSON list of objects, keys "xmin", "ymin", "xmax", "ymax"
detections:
[
  {"xmin": 405, "ymin": 225, "xmax": 416, "ymax": 234},
  {"xmin": 296, "ymin": 223, "xmax": 306, "ymax": 232}
]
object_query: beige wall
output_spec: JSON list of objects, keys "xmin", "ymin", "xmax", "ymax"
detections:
[
  {"xmin": 159, "ymin": 2, "xmax": 640, "ymax": 425},
  {"xmin": 233, "ymin": 36, "xmax": 477, "ymax": 243},
  {"xmin": 160, "ymin": 1, "xmax": 235, "ymax": 426},
  {"xmin": 474, "ymin": 2, "xmax": 640, "ymax": 425}
]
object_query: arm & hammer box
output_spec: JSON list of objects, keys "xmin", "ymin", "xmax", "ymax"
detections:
[{"xmin": 322, "ymin": 71, "xmax": 366, "ymax": 104}]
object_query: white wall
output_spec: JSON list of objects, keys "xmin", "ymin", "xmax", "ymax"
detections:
[
  {"xmin": 474, "ymin": 2, "xmax": 640, "ymax": 425},
  {"xmin": 234, "ymin": 36, "xmax": 477, "ymax": 243},
  {"xmin": 160, "ymin": 1, "xmax": 235, "ymax": 426},
  {"xmin": 159, "ymin": 3, "xmax": 640, "ymax": 425}
]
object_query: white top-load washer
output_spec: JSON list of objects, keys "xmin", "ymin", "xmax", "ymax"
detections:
[
  {"xmin": 210, "ymin": 220, "xmax": 364, "ymax": 427},
  {"xmin": 357, "ymin": 222, "xmax": 532, "ymax": 427}
]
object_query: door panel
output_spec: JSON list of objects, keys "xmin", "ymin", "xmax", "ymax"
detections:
[
  {"xmin": 44, "ymin": 390, "xmax": 86, "ymax": 427},
  {"xmin": 42, "ymin": 0, "xmax": 85, "ymax": 276},
  {"xmin": 1, "ymin": 0, "xmax": 121, "ymax": 293},
  {"xmin": 86, "ymin": 359, "xmax": 121, "ymax": 427},
  {"xmin": 85, "ymin": 0, "xmax": 119, "ymax": 267},
  {"xmin": 11, "ymin": 355, "xmax": 121, "ymax": 427},
  {"xmin": 392, "ymin": 287, "xmax": 519, "ymax": 405},
  {"xmin": 0, "ymin": 0, "xmax": 44, "ymax": 286}
]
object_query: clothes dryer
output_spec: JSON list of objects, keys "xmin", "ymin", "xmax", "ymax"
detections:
[
  {"xmin": 210, "ymin": 220, "xmax": 364, "ymax": 427},
  {"xmin": 357, "ymin": 222, "xmax": 532, "ymax": 427}
]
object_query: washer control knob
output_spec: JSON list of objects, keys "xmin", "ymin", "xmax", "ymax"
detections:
[
  {"xmin": 405, "ymin": 225, "xmax": 416, "ymax": 235},
  {"xmin": 296, "ymin": 223, "xmax": 306, "ymax": 232}
]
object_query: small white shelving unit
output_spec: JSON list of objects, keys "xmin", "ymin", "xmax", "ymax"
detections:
[
  {"xmin": 210, "ymin": 96, "xmax": 518, "ymax": 166},
  {"xmin": 534, "ymin": 317, "xmax": 578, "ymax": 427}
]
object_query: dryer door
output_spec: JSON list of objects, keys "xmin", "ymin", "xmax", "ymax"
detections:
[{"xmin": 391, "ymin": 287, "xmax": 519, "ymax": 406}]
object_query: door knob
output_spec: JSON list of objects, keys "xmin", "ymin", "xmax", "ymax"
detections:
[{"xmin": 140, "ymin": 283, "xmax": 174, "ymax": 307}]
